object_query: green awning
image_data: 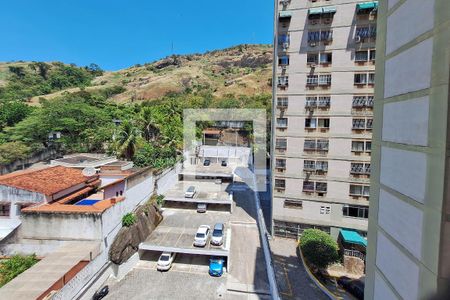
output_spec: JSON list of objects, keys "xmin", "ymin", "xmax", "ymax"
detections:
[
  {"xmin": 279, "ymin": 11, "xmax": 293, "ymax": 18},
  {"xmin": 357, "ymin": 1, "xmax": 378, "ymax": 12},
  {"xmin": 308, "ymin": 7, "xmax": 323, "ymax": 15},
  {"xmin": 340, "ymin": 229, "xmax": 367, "ymax": 247},
  {"xmin": 322, "ymin": 6, "xmax": 337, "ymax": 14}
]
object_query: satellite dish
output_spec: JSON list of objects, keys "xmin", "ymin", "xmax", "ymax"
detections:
[{"xmin": 82, "ymin": 167, "xmax": 97, "ymax": 177}]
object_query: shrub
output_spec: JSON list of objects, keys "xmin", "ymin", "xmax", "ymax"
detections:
[
  {"xmin": 299, "ymin": 229, "xmax": 339, "ymax": 270},
  {"xmin": 156, "ymin": 195, "xmax": 165, "ymax": 207},
  {"xmin": 0, "ymin": 254, "xmax": 39, "ymax": 287},
  {"xmin": 122, "ymin": 212, "xmax": 137, "ymax": 227}
]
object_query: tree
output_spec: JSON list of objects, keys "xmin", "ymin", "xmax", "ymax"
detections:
[
  {"xmin": 115, "ymin": 120, "xmax": 140, "ymax": 160},
  {"xmin": 85, "ymin": 63, "xmax": 104, "ymax": 76},
  {"xmin": 137, "ymin": 107, "xmax": 159, "ymax": 141},
  {"xmin": 0, "ymin": 101, "xmax": 32, "ymax": 130},
  {"xmin": 299, "ymin": 229, "xmax": 340, "ymax": 270},
  {"xmin": 0, "ymin": 254, "xmax": 38, "ymax": 287},
  {"xmin": 8, "ymin": 66, "xmax": 26, "ymax": 78},
  {"xmin": 0, "ymin": 142, "xmax": 31, "ymax": 165}
]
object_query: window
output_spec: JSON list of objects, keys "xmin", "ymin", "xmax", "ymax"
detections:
[
  {"xmin": 278, "ymin": 76, "xmax": 289, "ymax": 87},
  {"xmin": 320, "ymin": 52, "xmax": 332, "ymax": 64},
  {"xmin": 352, "ymin": 141, "xmax": 365, "ymax": 152},
  {"xmin": 0, "ymin": 204, "xmax": 10, "ymax": 217},
  {"xmin": 277, "ymin": 97, "xmax": 288, "ymax": 108},
  {"xmin": 306, "ymin": 96, "xmax": 317, "ymax": 107},
  {"xmin": 318, "ymin": 96, "xmax": 331, "ymax": 108},
  {"xmin": 307, "ymin": 75, "xmax": 319, "ymax": 85},
  {"xmin": 343, "ymin": 205, "xmax": 369, "ymax": 219},
  {"xmin": 355, "ymin": 51, "xmax": 368, "ymax": 62},
  {"xmin": 305, "ymin": 118, "xmax": 317, "ymax": 129},
  {"xmin": 370, "ymin": 49, "xmax": 376, "ymax": 61},
  {"xmin": 353, "ymin": 119, "xmax": 366, "ymax": 129},
  {"xmin": 308, "ymin": 31, "xmax": 321, "ymax": 42},
  {"xmin": 320, "ymin": 206, "xmax": 331, "ymax": 214},
  {"xmin": 316, "ymin": 161, "xmax": 328, "ymax": 171},
  {"xmin": 352, "ymin": 96, "xmax": 366, "ymax": 108},
  {"xmin": 318, "ymin": 118, "xmax": 330, "ymax": 128},
  {"xmin": 278, "ymin": 34, "xmax": 290, "ymax": 45},
  {"xmin": 319, "ymin": 74, "xmax": 332, "ymax": 86},
  {"xmin": 304, "ymin": 140, "xmax": 316, "ymax": 150},
  {"xmin": 277, "ymin": 118, "xmax": 288, "ymax": 128},
  {"xmin": 351, "ymin": 162, "xmax": 370, "ymax": 175},
  {"xmin": 365, "ymin": 141, "xmax": 372, "ymax": 152},
  {"xmin": 316, "ymin": 139, "xmax": 329, "ymax": 150},
  {"xmin": 284, "ymin": 199, "xmax": 303, "ymax": 209},
  {"xmin": 307, "ymin": 53, "xmax": 319, "ymax": 64},
  {"xmin": 304, "ymin": 160, "xmax": 315, "ymax": 171},
  {"xmin": 366, "ymin": 119, "xmax": 373, "ymax": 129},
  {"xmin": 368, "ymin": 73, "xmax": 375, "ymax": 84},
  {"xmin": 275, "ymin": 179, "xmax": 286, "ymax": 189},
  {"xmin": 354, "ymin": 73, "xmax": 367, "ymax": 85},
  {"xmin": 303, "ymin": 181, "xmax": 315, "ymax": 192},
  {"xmin": 316, "ymin": 182, "xmax": 328, "ymax": 192},
  {"xmin": 367, "ymin": 96, "xmax": 374, "ymax": 108},
  {"xmin": 279, "ymin": 56, "xmax": 290, "ymax": 66},
  {"xmin": 320, "ymin": 30, "xmax": 333, "ymax": 41},
  {"xmin": 349, "ymin": 185, "xmax": 370, "ymax": 197},
  {"xmin": 276, "ymin": 138, "xmax": 287, "ymax": 149},
  {"xmin": 276, "ymin": 159, "xmax": 286, "ymax": 169}
]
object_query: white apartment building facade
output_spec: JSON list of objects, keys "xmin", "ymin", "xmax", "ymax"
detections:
[{"xmin": 271, "ymin": 0, "xmax": 378, "ymax": 238}]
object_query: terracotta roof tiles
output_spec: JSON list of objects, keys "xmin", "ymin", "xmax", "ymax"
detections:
[{"xmin": 0, "ymin": 166, "xmax": 97, "ymax": 196}]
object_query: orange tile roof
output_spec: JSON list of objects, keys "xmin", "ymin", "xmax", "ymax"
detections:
[{"xmin": 0, "ymin": 166, "xmax": 97, "ymax": 196}]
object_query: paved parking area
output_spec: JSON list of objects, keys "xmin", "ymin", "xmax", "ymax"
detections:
[
  {"xmin": 140, "ymin": 209, "xmax": 231, "ymax": 256},
  {"xmin": 164, "ymin": 180, "xmax": 232, "ymax": 204},
  {"xmin": 104, "ymin": 267, "xmax": 227, "ymax": 300}
]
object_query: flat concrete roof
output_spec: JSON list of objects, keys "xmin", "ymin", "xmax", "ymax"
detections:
[
  {"xmin": 139, "ymin": 209, "xmax": 231, "ymax": 257},
  {"xmin": 181, "ymin": 164, "xmax": 234, "ymax": 178},
  {"xmin": 0, "ymin": 241, "xmax": 100, "ymax": 300},
  {"xmin": 163, "ymin": 181, "xmax": 232, "ymax": 205}
]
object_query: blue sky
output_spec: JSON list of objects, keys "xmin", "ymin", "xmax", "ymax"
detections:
[{"xmin": 0, "ymin": 0, "xmax": 274, "ymax": 70}]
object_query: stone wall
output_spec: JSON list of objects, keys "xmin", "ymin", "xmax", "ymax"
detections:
[{"xmin": 109, "ymin": 203, "xmax": 162, "ymax": 265}]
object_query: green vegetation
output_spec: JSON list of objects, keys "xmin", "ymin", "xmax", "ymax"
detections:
[
  {"xmin": 122, "ymin": 212, "xmax": 137, "ymax": 227},
  {"xmin": 0, "ymin": 254, "xmax": 39, "ymax": 287},
  {"xmin": 155, "ymin": 195, "xmax": 165, "ymax": 207},
  {"xmin": 299, "ymin": 229, "xmax": 340, "ymax": 270},
  {"xmin": 0, "ymin": 62, "xmax": 102, "ymax": 101},
  {"xmin": 0, "ymin": 55, "xmax": 271, "ymax": 170}
]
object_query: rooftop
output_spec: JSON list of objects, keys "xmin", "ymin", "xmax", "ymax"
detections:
[
  {"xmin": 50, "ymin": 153, "xmax": 117, "ymax": 169},
  {"xmin": 0, "ymin": 166, "xmax": 96, "ymax": 196}
]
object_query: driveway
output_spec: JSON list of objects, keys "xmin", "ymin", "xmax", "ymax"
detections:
[{"xmin": 270, "ymin": 238, "xmax": 328, "ymax": 300}]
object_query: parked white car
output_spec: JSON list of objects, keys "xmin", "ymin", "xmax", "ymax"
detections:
[
  {"xmin": 194, "ymin": 225, "xmax": 211, "ymax": 247},
  {"xmin": 157, "ymin": 252, "xmax": 177, "ymax": 271},
  {"xmin": 185, "ymin": 186, "xmax": 196, "ymax": 198}
]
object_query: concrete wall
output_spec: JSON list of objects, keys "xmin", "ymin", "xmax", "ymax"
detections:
[
  {"xmin": 19, "ymin": 213, "xmax": 103, "ymax": 241},
  {"xmin": 365, "ymin": 0, "xmax": 450, "ymax": 299},
  {"xmin": 0, "ymin": 148, "xmax": 59, "ymax": 175},
  {"xmin": 155, "ymin": 162, "xmax": 182, "ymax": 194}
]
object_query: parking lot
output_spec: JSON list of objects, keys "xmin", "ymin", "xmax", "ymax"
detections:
[
  {"xmin": 163, "ymin": 180, "xmax": 232, "ymax": 205},
  {"xmin": 139, "ymin": 209, "xmax": 231, "ymax": 257}
]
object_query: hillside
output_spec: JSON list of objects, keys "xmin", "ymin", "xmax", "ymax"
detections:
[{"xmin": 0, "ymin": 44, "xmax": 273, "ymax": 104}]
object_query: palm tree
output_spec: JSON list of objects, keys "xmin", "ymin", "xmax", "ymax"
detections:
[
  {"xmin": 137, "ymin": 107, "xmax": 159, "ymax": 142},
  {"xmin": 115, "ymin": 120, "xmax": 140, "ymax": 160}
]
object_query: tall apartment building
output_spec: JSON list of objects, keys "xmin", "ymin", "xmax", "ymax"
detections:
[
  {"xmin": 271, "ymin": 0, "xmax": 378, "ymax": 238},
  {"xmin": 365, "ymin": 0, "xmax": 450, "ymax": 299}
]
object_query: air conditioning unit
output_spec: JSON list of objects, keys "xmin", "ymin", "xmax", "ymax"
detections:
[
  {"xmin": 282, "ymin": 42, "xmax": 289, "ymax": 50},
  {"xmin": 281, "ymin": 65, "xmax": 287, "ymax": 71},
  {"xmin": 280, "ymin": 0, "xmax": 290, "ymax": 5},
  {"xmin": 310, "ymin": 63, "xmax": 317, "ymax": 68},
  {"xmin": 309, "ymin": 42, "xmax": 317, "ymax": 47},
  {"xmin": 355, "ymin": 36, "xmax": 362, "ymax": 43}
]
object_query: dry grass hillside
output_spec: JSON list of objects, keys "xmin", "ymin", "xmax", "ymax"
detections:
[{"xmin": 0, "ymin": 44, "xmax": 273, "ymax": 104}]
